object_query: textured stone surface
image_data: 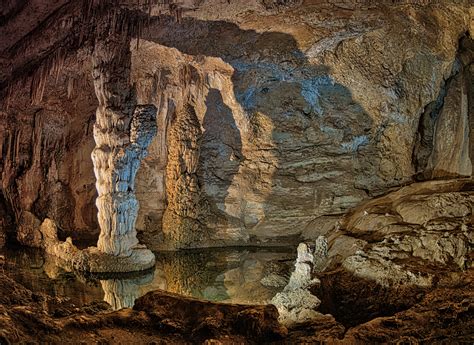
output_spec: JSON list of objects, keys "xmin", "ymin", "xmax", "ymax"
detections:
[
  {"xmin": 0, "ymin": 2, "xmax": 473, "ymax": 249},
  {"xmin": 40, "ymin": 218, "xmax": 156, "ymax": 273},
  {"xmin": 91, "ymin": 26, "xmax": 158, "ymax": 257},
  {"xmin": 327, "ymin": 179, "xmax": 474, "ymax": 288},
  {"xmin": 17, "ymin": 211, "xmax": 42, "ymax": 248},
  {"xmin": 271, "ymin": 243, "xmax": 322, "ymax": 325},
  {"xmin": 161, "ymin": 103, "xmax": 208, "ymax": 249}
]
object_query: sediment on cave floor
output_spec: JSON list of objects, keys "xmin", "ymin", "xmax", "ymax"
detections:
[{"xmin": 0, "ymin": 0, "xmax": 473, "ymax": 344}]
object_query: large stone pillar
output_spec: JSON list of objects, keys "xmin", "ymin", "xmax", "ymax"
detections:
[
  {"xmin": 37, "ymin": 14, "xmax": 157, "ymax": 273},
  {"xmin": 91, "ymin": 31, "xmax": 157, "ymax": 257},
  {"xmin": 162, "ymin": 104, "xmax": 207, "ymax": 249}
]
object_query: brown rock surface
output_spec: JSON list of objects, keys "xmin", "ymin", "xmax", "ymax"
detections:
[
  {"xmin": 0, "ymin": 257, "xmax": 472, "ymax": 344},
  {"xmin": 0, "ymin": 267, "xmax": 287, "ymax": 344},
  {"xmin": 1, "ymin": 1, "xmax": 472, "ymax": 249}
]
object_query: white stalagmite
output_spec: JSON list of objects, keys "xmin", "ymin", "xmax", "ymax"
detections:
[
  {"xmin": 93, "ymin": 105, "xmax": 157, "ymax": 256},
  {"xmin": 271, "ymin": 243, "xmax": 322, "ymax": 325},
  {"xmin": 39, "ymin": 22, "xmax": 158, "ymax": 273}
]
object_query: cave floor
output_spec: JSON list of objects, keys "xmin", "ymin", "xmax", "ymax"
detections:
[
  {"xmin": 1, "ymin": 245, "xmax": 295, "ymax": 309},
  {"xmin": 0, "ymin": 259, "xmax": 472, "ymax": 344}
]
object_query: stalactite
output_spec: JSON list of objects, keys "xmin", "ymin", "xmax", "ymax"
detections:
[{"xmin": 2, "ymin": 0, "xmax": 186, "ymax": 107}]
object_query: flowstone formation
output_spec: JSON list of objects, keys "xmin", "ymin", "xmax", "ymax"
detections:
[{"xmin": 162, "ymin": 104, "xmax": 207, "ymax": 249}]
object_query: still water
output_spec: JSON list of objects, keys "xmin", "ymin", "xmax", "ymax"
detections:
[{"xmin": 2, "ymin": 246, "xmax": 294, "ymax": 310}]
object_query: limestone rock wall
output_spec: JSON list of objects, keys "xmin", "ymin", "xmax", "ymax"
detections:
[
  {"xmin": 0, "ymin": 71, "xmax": 98, "ymax": 246},
  {"xmin": 414, "ymin": 36, "xmax": 474, "ymax": 180},
  {"xmin": 133, "ymin": 2, "xmax": 473, "ymax": 248},
  {"xmin": 0, "ymin": 1, "xmax": 473, "ymax": 249}
]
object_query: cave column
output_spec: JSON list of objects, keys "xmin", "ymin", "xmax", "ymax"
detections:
[
  {"xmin": 162, "ymin": 104, "xmax": 206, "ymax": 249},
  {"xmin": 91, "ymin": 32, "xmax": 157, "ymax": 257}
]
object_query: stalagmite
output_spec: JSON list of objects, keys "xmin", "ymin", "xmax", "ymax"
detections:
[
  {"xmin": 90, "ymin": 18, "xmax": 157, "ymax": 264},
  {"xmin": 271, "ymin": 243, "xmax": 322, "ymax": 325},
  {"xmin": 38, "ymin": 11, "xmax": 158, "ymax": 273},
  {"xmin": 162, "ymin": 103, "xmax": 207, "ymax": 249}
]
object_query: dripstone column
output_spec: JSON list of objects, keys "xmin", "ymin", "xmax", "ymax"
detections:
[
  {"xmin": 162, "ymin": 104, "xmax": 206, "ymax": 249},
  {"xmin": 91, "ymin": 33, "xmax": 157, "ymax": 258}
]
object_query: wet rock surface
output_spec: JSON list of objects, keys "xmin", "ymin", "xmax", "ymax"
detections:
[{"xmin": 0, "ymin": 252, "xmax": 472, "ymax": 344}]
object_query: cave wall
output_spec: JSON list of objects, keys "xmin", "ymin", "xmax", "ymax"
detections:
[
  {"xmin": 0, "ymin": 59, "xmax": 98, "ymax": 246},
  {"xmin": 0, "ymin": 1, "xmax": 473, "ymax": 249}
]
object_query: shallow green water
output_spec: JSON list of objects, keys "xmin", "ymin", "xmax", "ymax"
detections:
[{"xmin": 2, "ymin": 246, "xmax": 295, "ymax": 310}]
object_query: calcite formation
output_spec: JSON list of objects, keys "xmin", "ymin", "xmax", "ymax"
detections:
[
  {"xmin": 162, "ymin": 103, "xmax": 207, "ymax": 249},
  {"xmin": 1, "ymin": 2, "xmax": 473, "ymax": 250},
  {"xmin": 271, "ymin": 243, "xmax": 322, "ymax": 325},
  {"xmin": 36, "ymin": 15, "xmax": 158, "ymax": 272},
  {"xmin": 323, "ymin": 178, "xmax": 474, "ymax": 288},
  {"xmin": 91, "ymin": 28, "xmax": 157, "ymax": 258}
]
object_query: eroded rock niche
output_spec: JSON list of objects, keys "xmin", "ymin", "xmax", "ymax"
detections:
[
  {"xmin": 91, "ymin": 31, "xmax": 157, "ymax": 257},
  {"xmin": 413, "ymin": 35, "xmax": 474, "ymax": 180},
  {"xmin": 162, "ymin": 104, "xmax": 207, "ymax": 249}
]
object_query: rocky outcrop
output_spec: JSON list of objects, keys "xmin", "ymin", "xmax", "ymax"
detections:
[
  {"xmin": 332, "ymin": 179, "xmax": 473, "ymax": 286},
  {"xmin": 303, "ymin": 178, "xmax": 473, "ymax": 329}
]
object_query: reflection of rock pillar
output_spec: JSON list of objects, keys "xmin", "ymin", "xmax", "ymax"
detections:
[
  {"xmin": 162, "ymin": 104, "xmax": 205, "ymax": 248},
  {"xmin": 101, "ymin": 279, "xmax": 141, "ymax": 310},
  {"xmin": 92, "ymin": 33, "xmax": 157, "ymax": 257},
  {"xmin": 100, "ymin": 270, "xmax": 154, "ymax": 310}
]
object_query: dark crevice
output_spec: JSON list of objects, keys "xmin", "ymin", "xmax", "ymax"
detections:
[
  {"xmin": 0, "ymin": 190, "xmax": 15, "ymax": 243},
  {"xmin": 315, "ymin": 268, "xmax": 426, "ymax": 328},
  {"xmin": 0, "ymin": 0, "xmax": 28, "ymax": 27}
]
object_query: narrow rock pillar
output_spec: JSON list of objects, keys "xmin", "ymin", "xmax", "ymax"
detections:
[
  {"xmin": 91, "ymin": 33, "xmax": 157, "ymax": 257},
  {"xmin": 162, "ymin": 104, "xmax": 206, "ymax": 248}
]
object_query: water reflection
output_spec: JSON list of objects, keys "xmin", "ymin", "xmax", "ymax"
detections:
[
  {"xmin": 2, "ymin": 246, "xmax": 294, "ymax": 310},
  {"xmin": 101, "ymin": 274, "xmax": 154, "ymax": 310}
]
